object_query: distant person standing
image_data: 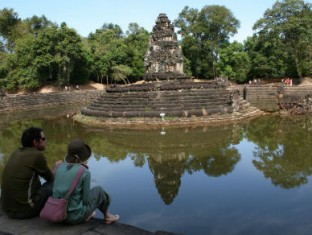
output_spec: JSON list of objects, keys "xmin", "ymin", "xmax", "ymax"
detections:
[{"xmin": 1, "ymin": 127, "xmax": 62, "ymax": 219}]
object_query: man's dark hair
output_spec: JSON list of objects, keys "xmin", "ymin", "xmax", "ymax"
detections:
[{"xmin": 21, "ymin": 127, "xmax": 43, "ymax": 147}]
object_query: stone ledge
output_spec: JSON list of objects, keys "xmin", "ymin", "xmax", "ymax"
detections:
[
  {"xmin": 0, "ymin": 208, "xmax": 180, "ymax": 235},
  {"xmin": 74, "ymin": 106, "xmax": 266, "ymax": 129}
]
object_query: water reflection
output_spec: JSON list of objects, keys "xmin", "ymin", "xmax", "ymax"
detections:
[
  {"xmin": 247, "ymin": 116, "xmax": 312, "ymax": 188},
  {"xmin": 2, "ymin": 111, "xmax": 312, "ymax": 199},
  {"xmin": 70, "ymin": 125, "xmax": 240, "ymax": 204},
  {"xmin": 2, "ymin": 110, "xmax": 312, "ymax": 234},
  {"xmin": 0, "ymin": 111, "xmax": 243, "ymax": 204}
]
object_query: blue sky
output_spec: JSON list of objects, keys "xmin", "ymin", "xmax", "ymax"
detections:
[{"xmin": 1, "ymin": 0, "xmax": 308, "ymax": 42}]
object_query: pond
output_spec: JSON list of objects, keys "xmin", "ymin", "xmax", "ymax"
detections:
[{"xmin": 1, "ymin": 108, "xmax": 312, "ymax": 235}]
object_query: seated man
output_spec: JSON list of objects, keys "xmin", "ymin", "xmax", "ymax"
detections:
[{"xmin": 1, "ymin": 127, "xmax": 62, "ymax": 219}]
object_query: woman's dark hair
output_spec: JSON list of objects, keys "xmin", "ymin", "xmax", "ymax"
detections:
[{"xmin": 21, "ymin": 127, "xmax": 43, "ymax": 147}]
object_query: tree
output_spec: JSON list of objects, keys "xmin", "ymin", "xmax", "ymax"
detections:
[
  {"xmin": 124, "ymin": 23, "xmax": 149, "ymax": 82},
  {"xmin": 0, "ymin": 8, "xmax": 21, "ymax": 52},
  {"xmin": 112, "ymin": 64, "xmax": 132, "ymax": 84},
  {"xmin": 245, "ymin": 35, "xmax": 290, "ymax": 79},
  {"xmin": 24, "ymin": 15, "xmax": 55, "ymax": 37},
  {"xmin": 3, "ymin": 18, "xmax": 90, "ymax": 91},
  {"xmin": 32, "ymin": 25, "xmax": 59, "ymax": 85},
  {"xmin": 0, "ymin": 40, "xmax": 7, "ymax": 84},
  {"xmin": 252, "ymin": 0, "xmax": 312, "ymax": 78},
  {"xmin": 217, "ymin": 41, "xmax": 251, "ymax": 83},
  {"xmin": 55, "ymin": 23, "xmax": 89, "ymax": 86},
  {"xmin": 87, "ymin": 23, "xmax": 127, "ymax": 84},
  {"xmin": 174, "ymin": 5, "xmax": 240, "ymax": 79},
  {"xmin": 5, "ymin": 35, "xmax": 41, "ymax": 90},
  {"xmin": 99, "ymin": 23, "xmax": 124, "ymax": 38},
  {"xmin": 0, "ymin": 8, "xmax": 20, "ymax": 37}
]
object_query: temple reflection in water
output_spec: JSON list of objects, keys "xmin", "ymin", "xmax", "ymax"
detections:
[{"xmin": 89, "ymin": 125, "xmax": 241, "ymax": 204}]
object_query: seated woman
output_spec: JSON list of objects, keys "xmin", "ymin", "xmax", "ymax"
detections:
[{"xmin": 52, "ymin": 139, "xmax": 119, "ymax": 224}]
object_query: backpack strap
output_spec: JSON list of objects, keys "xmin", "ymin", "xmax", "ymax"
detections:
[{"xmin": 65, "ymin": 165, "xmax": 85, "ymax": 199}]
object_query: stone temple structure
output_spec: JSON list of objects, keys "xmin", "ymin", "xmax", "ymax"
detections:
[
  {"xmin": 144, "ymin": 13, "xmax": 186, "ymax": 80},
  {"xmin": 80, "ymin": 14, "xmax": 257, "ymax": 119}
]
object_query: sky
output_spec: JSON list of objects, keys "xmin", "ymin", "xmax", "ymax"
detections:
[{"xmin": 1, "ymin": 0, "xmax": 310, "ymax": 42}]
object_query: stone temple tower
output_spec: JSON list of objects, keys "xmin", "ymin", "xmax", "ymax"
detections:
[{"xmin": 144, "ymin": 13, "xmax": 186, "ymax": 81}]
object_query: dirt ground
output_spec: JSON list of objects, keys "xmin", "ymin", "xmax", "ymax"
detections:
[
  {"xmin": 298, "ymin": 77, "xmax": 312, "ymax": 86},
  {"xmin": 14, "ymin": 77, "xmax": 312, "ymax": 94},
  {"xmin": 38, "ymin": 82, "xmax": 105, "ymax": 93}
]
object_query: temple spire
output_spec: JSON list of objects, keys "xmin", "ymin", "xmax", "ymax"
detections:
[{"xmin": 144, "ymin": 13, "xmax": 186, "ymax": 81}]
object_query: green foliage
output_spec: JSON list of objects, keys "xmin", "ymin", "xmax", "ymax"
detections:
[
  {"xmin": 0, "ymin": 8, "xmax": 20, "ymax": 37},
  {"xmin": 217, "ymin": 41, "xmax": 251, "ymax": 83},
  {"xmin": 124, "ymin": 23, "xmax": 149, "ymax": 82},
  {"xmin": 112, "ymin": 64, "xmax": 132, "ymax": 84},
  {"xmin": 175, "ymin": 5, "xmax": 240, "ymax": 79},
  {"xmin": 87, "ymin": 24, "xmax": 126, "ymax": 84},
  {"xmin": 87, "ymin": 22, "xmax": 148, "ymax": 84},
  {"xmin": 182, "ymin": 57, "xmax": 192, "ymax": 76},
  {"xmin": 0, "ymin": 40, "xmax": 8, "ymax": 83},
  {"xmin": 4, "ymin": 35, "xmax": 41, "ymax": 90},
  {"xmin": 54, "ymin": 23, "xmax": 88, "ymax": 86},
  {"xmin": 0, "ymin": 8, "xmax": 21, "ymax": 52},
  {"xmin": 250, "ymin": 0, "xmax": 312, "ymax": 78},
  {"xmin": 1, "ymin": 1, "xmax": 311, "ymax": 91},
  {"xmin": 24, "ymin": 15, "xmax": 54, "ymax": 34},
  {"xmin": 1, "ymin": 16, "xmax": 90, "ymax": 90}
]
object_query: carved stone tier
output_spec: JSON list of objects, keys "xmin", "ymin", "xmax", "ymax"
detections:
[{"xmin": 81, "ymin": 80, "xmax": 240, "ymax": 118}]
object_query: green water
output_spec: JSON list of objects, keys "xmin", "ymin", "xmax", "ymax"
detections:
[{"xmin": 1, "ymin": 108, "xmax": 312, "ymax": 235}]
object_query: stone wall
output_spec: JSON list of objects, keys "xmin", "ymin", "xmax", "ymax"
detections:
[
  {"xmin": 244, "ymin": 85, "xmax": 279, "ymax": 112},
  {"xmin": 0, "ymin": 90, "xmax": 104, "ymax": 113},
  {"xmin": 234, "ymin": 85, "xmax": 312, "ymax": 112},
  {"xmin": 1, "ymin": 85, "xmax": 311, "ymax": 115}
]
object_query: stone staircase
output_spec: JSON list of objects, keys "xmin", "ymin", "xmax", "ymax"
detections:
[
  {"xmin": 233, "ymin": 96, "xmax": 265, "ymax": 119},
  {"xmin": 81, "ymin": 81, "xmax": 237, "ymax": 118}
]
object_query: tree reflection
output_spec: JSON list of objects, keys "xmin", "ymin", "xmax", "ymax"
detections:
[
  {"xmin": 246, "ymin": 116, "xmax": 312, "ymax": 188},
  {"xmin": 185, "ymin": 147, "xmax": 241, "ymax": 177},
  {"xmin": 0, "ymin": 116, "xmax": 243, "ymax": 205}
]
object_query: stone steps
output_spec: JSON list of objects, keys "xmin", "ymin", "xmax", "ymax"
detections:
[
  {"xmin": 82, "ymin": 83, "xmax": 236, "ymax": 118},
  {"xmin": 93, "ymin": 96, "xmax": 230, "ymax": 106},
  {"xmin": 105, "ymin": 80, "xmax": 224, "ymax": 93},
  {"xmin": 89, "ymin": 102, "xmax": 231, "ymax": 112},
  {"xmin": 100, "ymin": 89, "xmax": 227, "ymax": 99},
  {"xmin": 81, "ymin": 106, "xmax": 232, "ymax": 118}
]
